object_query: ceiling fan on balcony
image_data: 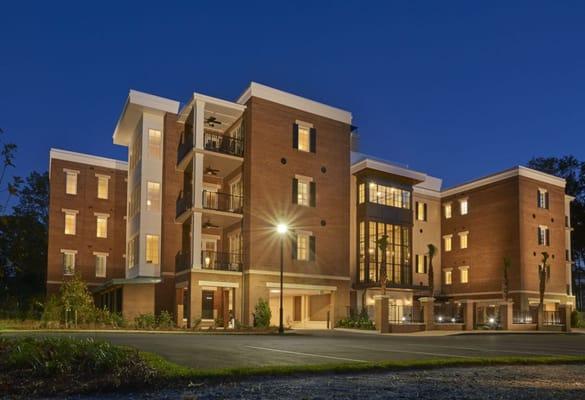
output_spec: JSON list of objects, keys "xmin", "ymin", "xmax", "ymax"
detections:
[
  {"xmin": 205, "ymin": 116, "xmax": 222, "ymax": 127},
  {"xmin": 205, "ymin": 166, "xmax": 220, "ymax": 176},
  {"xmin": 202, "ymin": 220, "xmax": 219, "ymax": 229}
]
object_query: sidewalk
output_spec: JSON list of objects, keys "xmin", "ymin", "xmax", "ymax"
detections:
[{"xmin": 334, "ymin": 327, "xmax": 585, "ymax": 337}]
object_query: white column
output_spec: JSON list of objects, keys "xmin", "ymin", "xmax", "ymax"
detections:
[
  {"xmin": 192, "ymin": 212, "xmax": 202, "ymax": 269},
  {"xmin": 194, "ymin": 99, "xmax": 205, "ymax": 150},
  {"xmin": 193, "ymin": 153, "xmax": 204, "ymax": 209}
]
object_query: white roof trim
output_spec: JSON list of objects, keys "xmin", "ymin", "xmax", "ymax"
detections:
[
  {"xmin": 51, "ymin": 148, "xmax": 127, "ymax": 172},
  {"xmin": 441, "ymin": 166, "xmax": 566, "ymax": 197},
  {"xmin": 351, "ymin": 158, "xmax": 427, "ymax": 183},
  {"xmin": 237, "ymin": 82, "xmax": 352, "ymax": 125}
]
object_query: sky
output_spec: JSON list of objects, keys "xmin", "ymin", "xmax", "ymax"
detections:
[{"xmin": 1, "ymin": 1, "xmax": 584, "ymax": 191}]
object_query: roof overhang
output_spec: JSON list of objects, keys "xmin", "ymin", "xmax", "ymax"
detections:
[
  {"xmin": 177, "ymin": 93, "xmax": 246, "ymax": 127},
  {"xmin": 112, "ymin": 90, "xmax": 180, "ymax": 146},
  {"xmin": 92, "ymin": 277, "xmax": 162, "ymax": 292},
  {"xmin": 351, "ymin": 158, "xmax": 427, "ymax": 185}
]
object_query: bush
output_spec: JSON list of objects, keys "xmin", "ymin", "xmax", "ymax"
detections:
[
  {"xmin": 40, "ymin": 295, "xmax": 62, "ymax": 328},
  {"xmin": 571, "ymin": 310, "xmax": 585, "ymax": 328},
  {"xmin": 157, "ymin": 311, "xmax": 174, "ymax": 329},
  {"xmin": 253, "ymin": 298, "xmax": 271, "ymax": 328},
  {"xmin": 134, "ymin": 313, "xmax": 156, "ymax": 330},
  {"xmin": 336, "ymin": 309, "xmax": 375, "ymax": 330}
]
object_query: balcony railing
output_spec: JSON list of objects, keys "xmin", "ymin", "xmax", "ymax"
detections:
[
  {"xmin": 204, "ymin": 131, "xmax": 243, "ymax": 157},
  {"xmin": 543, "ymin": 310, "xmax": 562, "ymax": 325},
  {"xmin": 177, "ymin": 131, "xmax": 194, "ymax": 164},
  {"xmin": 202, "ymin": 190, "xmax": 243, "ymax": 214},
  {"xmin": 389, "ymin": 305, "xmax": 423, "ymax": 324},
  {"xmin": 201, "ymin": 250, "xmax": 242, "ymax": 272},
  {"xmin": 175, "ymin": 251, "xmax": 191, "ymax": 271},
  {"xmin": 513, "ymin": 309, "xmax": 537, "ymax": 324},
  {"xmin": 176, "ymin": 191, "xmax": 193, "ymax": 219}
]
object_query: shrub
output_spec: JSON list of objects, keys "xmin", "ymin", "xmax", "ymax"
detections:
[
  {"xmin": 253, "ymin": 297, "xmax": 271, "ymax": 328},
  {"xmin": 134, "ymin": 313, "xmax": 156, "ymax": 330},
  {"xmin": 157, "ymin": 311, "xmax": 174, "ymax": 329},
  {"xmin": 336, "ymin": 309, "xmax": 375, "ymax": 330},
  {"xmin": 41, "ymin": 295, "xmax": 63, "ymax": 328},
  {"xmin": 60, "ymin": 274, "xmax": 96, "ymax": 325},
  {"xmin": 571, "ymin": 310, "xmax": 585, "ymax": 328}
]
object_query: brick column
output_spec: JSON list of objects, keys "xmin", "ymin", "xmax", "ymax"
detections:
[
  {"xmin": 499, "ymin": 301, "xmax": 513, "ymax": 330},
  {"xmin": 559, "ymin": 304, "xmax": 572, "ymax": 333},
  {"xmin": 175, "ymin": 287, "xmax": 185, "ymax": 328},
  {"xmin": 329, "ymin": 291, "xmax": 336, "ymax": 329},
  {"xmin": 463, "ymin": 300, "xmax": 474, "ymax": 331},
  {"xmin": 537, "ymin": 304, "xmax": 544, "ymax": 330},
  {"xmin": 374, "ymin": 295, "xmax": 390, "ymax": 333},
  {"xmin": 419, "ymin": 297, "xmax": 435, "ymax": 331}
]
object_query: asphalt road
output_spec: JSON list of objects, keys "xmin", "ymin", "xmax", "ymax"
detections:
[{"xmin": 6, "ymin": 330, "xmax": 585, "ymax": 369}]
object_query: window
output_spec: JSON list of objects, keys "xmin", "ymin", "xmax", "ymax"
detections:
[
  {"xmin": 293, "ymin": 176, "xmax": 315, "ymax": 207},
  {"xmin": 146, "ymin": 181, "xmax": 160, "ymax": 212},
  {"xmin": 129, "ymin": 183, "xmax": 141, "ymax": 218},
  {"xmin": 96, "ymin": 174, "xmax": 109, "ymax": 199},
  {"xmin": 444, "ymin": 269, "xmax": 453, "ymax": 285},
  {"xmin": 148, "ymin": 129, "xmax": 162, "ymax": 159},
  {"xmin": 63, "ymin": 209, "xmax": 77, "ymax": 235},
  {"xmin": 538, "ymin": 225, "xmax": 550, "ymax": 246},
  {"xmin": 64, "ymin": 169, "xmax": 79, "ymax": 195},
  {"xmin": 129, "ymin": 130, "xmax": 142, "ymax": 170},
  {"xmin": 297, "ymin": 233, "xmax": 309, "ymax": 261},
  {"xmin": 146, "ymin": 234, "xmax": 159, "ymax": 264},
  {"xmin": 415, "ymin": 254, "xmax": 427, "ymax": 274},
  {"xmin": 127, "ymin": 236, "xmax": 138, "ymax": 268},
  {"xmin": 538, "ymin": 188, "xmax": 549, "ymax": 209},
  {"xmin": 459, "ymin": 198, "xmax": 468, "ymax": 215},
  {"xmin": 367, "ymin": 182, "xmax": 411, "ymax": 209},
  {"xmin": 459, "ymin": 266, "xmax": 469, "ymax": 283},
  {"xmin": 96, "ymin": 214, "xmax": 108, "ymax": 238},
  {"xmin": 443, "ymin": 235, "xmax": 452, "ymax": 252},
  {"xmin": 293, "ymin": 122, "xmax": 316, "ymax": 152},
  {"xmin": 362, "ymin": 221, "xmax": 411, "ymax": 285},
  {"xmin": 94, "ymin": 253, "xmax": 107, "ymax": 278},
  {"xmin": 358, "ymin": 183, "xmax": 365, "ymax": 204},
  {"xmin": 359, "ymin": 221, "xmax": 365, "ymax": 282},
  {"xmin": 228, "ymin": 232, "xmax": 242, "ymax": 265},
  {"xmin": 61, "ymin": 250, "xmax": 76, "ymax": 275},
  {"xmin": 415, "ymin": 202, "xmax": 427, "ymax": 221},
  {"xmin": 459, "ymin": 231, "xmax": 469, "ymax": 249},
  {"xmin": 444, "ymin": 203, "xmax": 452, "ymax": 219}
]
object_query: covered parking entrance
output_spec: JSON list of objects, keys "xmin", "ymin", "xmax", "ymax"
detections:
[{"xmin": 267, "ymin": 282, "xmax": 337, "ymax": 329}]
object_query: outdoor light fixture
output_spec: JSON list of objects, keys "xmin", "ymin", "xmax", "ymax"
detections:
[
  {"xmin": 438, "ymin": 316, "xmax": 443, "ymax": 322},
  {"xmin": 277, "ymin": 223, "xmax": 288, "ymax": 234},
  {"xmin": 276, "ymin": 223, "xmax": 288, "ymax": 335},
  {"xmin": 451, "ymin": 318, "xmax": 456, "ymax": 323},
  {"xmin": 205, "ymin": 256, "xmax": 211, "ymax": 267},
  {"xmin": 489, "ymin": 317, "xmax": 495, "ymax": 324}
]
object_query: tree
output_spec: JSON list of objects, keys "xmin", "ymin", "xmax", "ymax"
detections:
[
  {"xmin": 427, "ymin": 244, "xmax": 437, "ymax": 296},
  {"xmin": 538, "ymin": 252, "xmax": 551, "ymax": 310},
  {"xmin": 502, "ymin": 257, "xmax": 511, "ymax": 301},
  {"xmin": 0, "ymin": 128, "xmax": 19, "ymax": 214},
  {"xmin": 59, "ymin": 273, "xmax": 95, "ymax": 326},
  {"xmin": 376, "ymin": 234, "xmax": 389, "ymax": 295},
  {"xmin": 253, "ymin": 298, "xmax": 271, "ymax": 328}
]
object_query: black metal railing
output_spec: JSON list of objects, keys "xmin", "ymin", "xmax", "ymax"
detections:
[
  {"xmin": 204, "ymin": 131, "xmax": 243, "ymax": 157},
  {"xmin": 177, "ymin": 131, "xmax": 194, "ymax": 164},
  {"xmin": 201, "ymin": 250, "xmax": 242, "ymax": 272},
  {"xmin": 513, "ymin": 309, "xmax": 537, "ymax": 324},
  {"xmin": 175, "ymin": 251, "xmax": 191, "ymax": 271},
  {"xmin": 389, "ymin": 305, "xmax": 423, "ymax": 324},
  {"xmin": 176, "ymin": 190, "xmax": 193, "ymax": 219},
  {"xmin": 543, "ymin": 311, "xmax": 562, "ymax": 325},
  {"xmin": 434, "ymin": 302, "xmax": 464, "ymax": 323},
  {"xmin": 202, "ymin": 190, "xmax": 243, "ymax": 214}
]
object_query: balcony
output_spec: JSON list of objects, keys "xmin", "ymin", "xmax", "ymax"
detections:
[
  {"xmin": 201, "ymin": 250, "xmax": 242, "ymax": 272},
  {"xmin": 202, "ymin": 191, "xmax": 243, "ymax": 214},
  {"xmin": 175, "ymin": 251, "xmax": 191, "ymax": 271},
  {"xmin": 176, "ymin": 190, "xmax": 193, "ymax": 223},
  {"xmin": 204, "ymin": 131, "xmax": 243, "ymax": 158},
  {"xmin": 177, "ymin": 131, "xmax": 194, "ymax": 171}
]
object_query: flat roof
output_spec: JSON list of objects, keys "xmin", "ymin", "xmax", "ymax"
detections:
[{"xmin": 50, "ymin": 148, "xmax": 127, "ymax": 173}]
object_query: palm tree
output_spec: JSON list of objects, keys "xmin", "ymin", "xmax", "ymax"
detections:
[
  {"xmin": 376, "ymin": 234, "xmax": 389, "ymax": 295},
  {"xmin": 427, "ymin": 244, "xmax": 437, "ymax": 296},
  {"xmin": 502, "ymin": 257, "xmax": 511, "ymax": 301},
  {"xmin": 538, "ymin": 252, "xmax": 551, "ymax": 309}
]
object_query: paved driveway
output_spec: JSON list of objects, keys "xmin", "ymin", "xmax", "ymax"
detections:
[{"xmin": 5, "ymin": 330, "xmax": 585, "ymax": 369}]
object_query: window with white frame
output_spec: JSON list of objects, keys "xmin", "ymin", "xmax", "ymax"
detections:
[
  {"xmin": 298, "ymin": 125, "xmax": 311, "ymax": 152},
  {"xmin": 459, "ymin": 266, "xmax": 469, "ymax": 283},
  {"xmin": 443, "ymin": 235, "xmax": 453, "ymax": 252},
  {"xmin": 297, "ymin": 232, "xmax": 309, "ymax": 261},
  {"xmin": 64, "ymin": 169, "xmax": 79, "ymax": 195},
  {"xmin": 459, "ymin": 198, "xmax": 468, "ymax": 215},
  {"xmin": 415, "ymin": 254, "xmax": 427, "ymax": 274},
  {"xmin": 294, "ymin": 176, "xmax": 314, "ymax": 207},
  {"xmin": 96, "ymin": 174, "xmax": 109, "ymax": 199},
  {"xmin": 444, "ymin": 203, "xmax": 452, "ymax": 219},
  {"xmin": 538, "ymin": 225, "xmax": 550, "ymax": 246},
  {"xmin": 146, "ymin": 181, "xmax": 160, "ymax": 212},
  {"xmin": 415, "ymin": 201, "xmax": 427, "ymax": 221},
  {"xmin": 148, "ymin": 128, "xmax": 162, "ymax": 159},
  {"xmin": 94, "ymin": 252, "xmax": 107, "ymax": 278},
  {"xmin": 96, "ymin": 214, "xmax": 108, "ymax": 238},
  {"xmin": 61, "ymin": 250, "xmax": 76, "ymax": 275},
  {"xmin": 538, "ymin": 188, "xmax": 549, "ymax": 209},
  {"xmin": 63, "ymin": 209, "xmax": 77, "ymax": 235},
  {"xmin": 444, "ymin": 269, "xmax": 453, "ymax": 285},
  {"xmin": 127, "ymin": 236, "xmax": 138, "ymax": 268},
  {"xmin": 459, "ymin": 231, "xmax": 469, "ymax": 249},
  {"xmin": 146, "ymin": 234, "xmax": 159, "ymax": 264},
  {"xmin": 358, "ymin": 183, "xmax": 365, "ymax": 204}
]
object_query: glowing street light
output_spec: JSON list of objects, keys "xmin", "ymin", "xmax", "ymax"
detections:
[{"xmin": 276, "ymin": 223, "xmax": 288, "ymax": 335}]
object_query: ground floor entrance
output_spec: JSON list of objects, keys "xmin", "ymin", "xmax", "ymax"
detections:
[{"xmin": 268, "ymin": 288, "xmax": 334, "ymax": 329}]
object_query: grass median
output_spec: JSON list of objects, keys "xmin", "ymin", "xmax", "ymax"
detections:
[{"xmin": 2, "ymin": 336, "xmax": 585, "ymax": 397}]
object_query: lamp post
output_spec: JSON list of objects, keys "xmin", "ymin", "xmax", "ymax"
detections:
[{"xmin": 276, "ymin": 223, "xmax": 288, "ymax": 335}]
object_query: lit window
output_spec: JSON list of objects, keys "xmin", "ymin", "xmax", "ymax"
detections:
[
  {"xmin": 62, "ymin": 250, "xmax": 76, "ymax": 275},
  {"xmin": 298, "ymin": 125, "xmax": 310, "ymax": 152},
  {"xmin": 147, "ymin": 181, "xmax": 160, "ymax": 212},
  {"xmin": 64, "ymin": 170, "xmax": 79, "ymax": 195},
  {"xmin": 148, "ymin": 129, "xmax": 162, "ymax": 159},
  {"xmin": 444, "ymin": 203, "xmax": 452, "ymax": 219},
  {"xmin": 146, "ymin": 234, "xmax": 159, "ymax": 264},
  {"xmin": 459, "ymin": 231, "xmax": 469, "ymax": 249},
  {"xmin": 127, "ymin": 236, "xmax": 138, "ymax": 268},
  {"xmin": 416, "ymin": 202, "xmax": 427, "ymax": 221},
  {"xmin": 538, "ymin": 225, "xmax": 550, "ymax": 246},
  {"xmin": 443, "ymin": 235, "xmax": 452, "ymax": 252},
  {"xmin": 358, "ymin": 183, "xmax": 365, "ymax": 204},
  {"xmin": 96, "ymin": 214, "xmax": 108, "ymax": 238},
  {"xmin": 416, "ymin": 254, "xmax": 427, "ymax": 274},
  {"xmin": 459, "ymin": 199, "xmax": 468, "ymax": 215},
  {"xmin": 63, "ymin": 210, "xmax": 77, "ymax": 235},
  {"xmin": 444, "ymin": 269, "xmax": 452, "ymax": 285},
  {"xmin": 97, "ymin": 175, "xmax": 109, "ymax": 199},
  {"xmin": 459, "ymin": 266, "xmax": 469, "ymax": 283},
  {"xmin": 297, "ymin": 233, "xmax": 309, "ymax": 261},
  {"xmin": 538, "ymin": 188, "xmax": 548, "ymax": 209},
  {"xmin": 294, "ymin": 177, "xmax": 314, "ymax": 207},
  {"xmin": 368, "ymin": 182, "xmax": 411, "ymax": 209},
  {"xmin": 94, "ymin": 253, "xmax": 107, "ymax": 278}
]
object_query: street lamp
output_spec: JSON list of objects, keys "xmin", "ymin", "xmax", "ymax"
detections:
[{"xmin": 276, "ymin": 223, "xmax": 288, "ymax": 334}]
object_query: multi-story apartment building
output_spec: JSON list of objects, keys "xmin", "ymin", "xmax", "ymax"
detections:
[{"xmin": 46, "ymin": 82, "xmax": 575, "ymax": 329}]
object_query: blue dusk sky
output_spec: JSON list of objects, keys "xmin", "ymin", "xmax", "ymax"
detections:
[{"xmin": 1, "ymin": 1, "xmax": 584, "ymax": 190}]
